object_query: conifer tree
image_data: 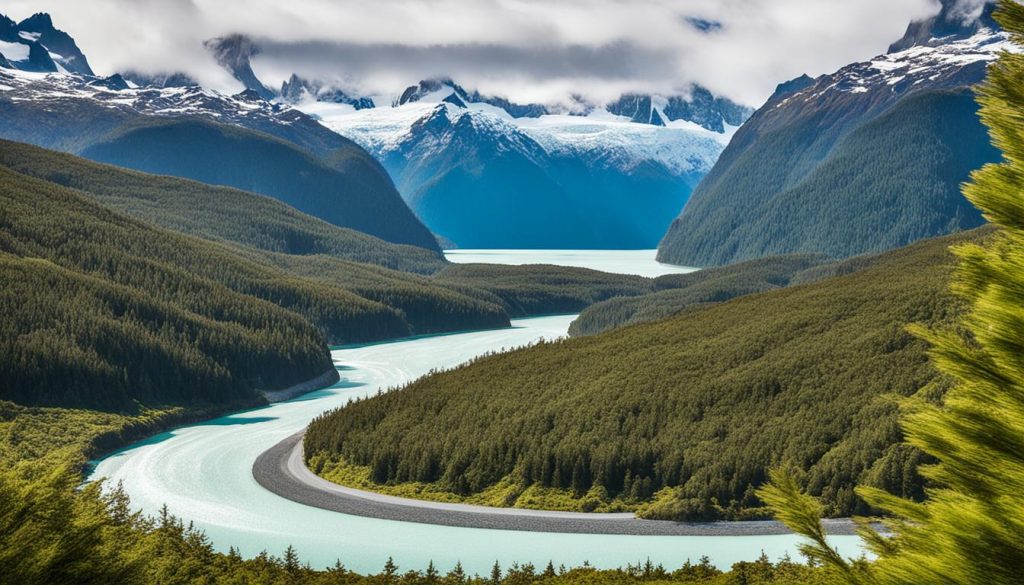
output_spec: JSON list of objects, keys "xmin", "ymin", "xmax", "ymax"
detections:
[
  {"xmin": 446, "ymin": 561, "xmax": 466, "ymax": 584},
  {"xmin": 759, "ymin": 2, "xmax": 1024, "ymax": 583}
]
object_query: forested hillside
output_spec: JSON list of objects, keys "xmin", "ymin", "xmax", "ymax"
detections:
[
  {"xmin": 2, "ymin": 140, "xmax": 673, "ymax": 341},
  {"xmin": 659, "ymin": 89, "xmax": 994, "ymax": 266},
  {"xmin": 657, "ymin": 3, "xmax": 1003, "ymax": 267},
  {"xmin": 0, "ymin": 139, "xmax": 445, "ymax": 273},
  {"xmin": 0, "ymin": 166, "xmax": 340, "ymax": 409},
  {"xmin": 0, "ymin": 86, "xmax": 440, "ymax": 251},
  {"xmin": 0, "ymin": 142, "xmax": 698, "ymax": 408},
  {"xmin": 306, "ymin": 230, "xmax": 983, "ymax": 520},
  {"xmin": 81, "ymin": 118, "xmax": 440, "ymax": 251},
  {"xmin": 569, "ymin": 255, "xmax": 826, "ymax": 336}
]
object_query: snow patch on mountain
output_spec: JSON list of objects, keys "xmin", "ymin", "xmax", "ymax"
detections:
[
  {"xmin": 299, "ymin": 94, "xmax": 728, "ymax": 177},
  {"xmin": 0, "ymin": 40, "xmax": 29, "ymax": 61},
  {"xmin": 0, "ymin": 65, "xmax": 317, "ymax": 135},
  {"xmin": 781, "ymin": 28, "xmax": 1011, "ymax": 107}
]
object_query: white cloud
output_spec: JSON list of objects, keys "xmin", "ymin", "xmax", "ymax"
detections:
[{"xmin": 2, "ymin": 0, "xmax": 946, "ymax": 105}]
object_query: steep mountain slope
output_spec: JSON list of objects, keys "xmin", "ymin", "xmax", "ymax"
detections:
[
  {"xmin": 658, "ymin": 1, "xmax": 1005, "ymax": 266},
  {"xmin": 306, "ymin": 229, "xmax": 983, "ymax": 520},
  {"xmin": 0, "ymin": 12, "xmax": 91, "ymax": 74},
  {"xmin": 0, "ymin": 69, "xmax": 437, "ymax": 250},
  {"xmin": 305, "ymin": 93, "xmax": 732, "ymax": 248},
  {"xmin": 0, "ymin": 139, "xmax": 444, "ymax": 273},
  {"xmin": 0, "ymin": 165, "xmax": 338, "ymax": 410},
  {"xmin": 0, "ymin": 139, "xmax": 528, "ymax": 338},
  {"xmin": 80, "ymin": 118, "xmax": 439, "ymax": 251},
  {"xmin": 1, "ymin": 139, "xmax": 681, "ymax": 341},
  {"xmin": 0, "ymin": 13, "xmax": 439, "ymax": 252}
]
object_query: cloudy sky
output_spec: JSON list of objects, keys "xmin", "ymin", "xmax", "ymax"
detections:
[{"xmin": 2, "ymin": 0, "xmax": 969, "ymax": 105}]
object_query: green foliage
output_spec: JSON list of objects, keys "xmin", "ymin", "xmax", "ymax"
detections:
[
  {"xmin": 433, "ymin": 263, "xmax": 654, "ymax": 317},
  {"xmin": 305, "ymin": 230, "xmax": 982, "ymax": 519},
  {"xmin": 756, "ymin": 470, "xmax": 858, "ymax": 580},
  {"xmin": 0, "ymin": 139, "xmax": 446, "ymax": 274},
  {"xmin": 0, "ymin": 165, "xmax": 348, "ymax": 408},
  {"xmin": 1, "ymin": 139, "xmax": 680, "ymax": 345},
  {"xmin": 761, "ymin": 5, "xmax": 1024, "ymax": 583},
  {"xmin": 0, "ymin": 401, "xmax": 180, "ymax": 473},
  {"xmin": 0, "ymin": 459, "xmax": 838, "ymax": 584},
  {"xmin": 80, "ymin": 117, "xmax": 441, "ymax": 252},
  {"xmin": 659, "ymin": 87, "xmax": 996, "ymax": 267},
  {"xmin": 569, "ymin": 255, "xmax": 826, "ymax": 336}
]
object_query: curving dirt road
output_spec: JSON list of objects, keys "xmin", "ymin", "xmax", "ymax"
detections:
[{"xmin": 253, "ymin": 433, "xmax": 860, "ymax": 536}]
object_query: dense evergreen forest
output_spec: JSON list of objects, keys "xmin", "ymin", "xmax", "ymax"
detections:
[
  {"xmin": 0, "ymin": 165, "xmax": 344, "ymax": 409},
  {"xmin": 0, "ymin": 460, "xmax": 840, "ymax": 584},
  {"xmin": 1, "ymin": 141, "xmax": 685, "ymax": 348},
  {"xmin": 0, "ymin": 139, "xmax": 446, "ymax": 273},
  {"xmin": 2, "ymin": 149, "xmax": 693, "ymax": 411},
  {"xmin": 658, "ymin": 87, "xmax": 997, "ymax": 266},
  {"xmin": 306, "ymin": 230, "xmax": 983, "ymax": 520},
  {"xmin": 81, "ymin": 118, "xmax": 442, "ymax": 251},
  {"xmin": 569, "ymin": 255, "xmax": 826, "ymax": 336}
]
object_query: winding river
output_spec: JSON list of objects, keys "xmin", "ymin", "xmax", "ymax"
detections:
[{"xmin": 88, "ymin": 250, "xmax": 865, "ymax": 574}]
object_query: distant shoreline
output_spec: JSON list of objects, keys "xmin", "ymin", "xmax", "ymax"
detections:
[
  {"xmin": 261, "ymin": 368, "xmax": 341, "ymax": 403},
  {"xmin": 253, "ymin": 433, "xmax": 861, "ymax": 537}
]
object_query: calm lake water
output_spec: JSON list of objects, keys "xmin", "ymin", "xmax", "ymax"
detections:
[
  {"xmin": 445, "ymin": 249, "xmax": 698, "ymax": 278},
  {"xmin": 88, "ymin": 251, "xmax": 863, "ymax": 574}
]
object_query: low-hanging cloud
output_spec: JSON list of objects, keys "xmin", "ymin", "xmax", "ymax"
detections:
[{"xmin": 2, "ymin": 0, "xmax": 951, "ymax": 106}]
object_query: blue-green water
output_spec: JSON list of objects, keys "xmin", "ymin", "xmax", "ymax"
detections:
[
  {"xmin": 88, "ymin": 251, "xmax": 863, "ymax": 574},
  {"xmin": 445, "ymin": 249, "xmax": 697, "ymax": 278}
]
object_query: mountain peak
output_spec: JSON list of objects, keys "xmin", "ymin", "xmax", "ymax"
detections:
[
  {"xmin": 398, "ymin": 78, "xmax": 462, "ymax": 105},
  {"xmin": 770, "ymin": 74, "xmax": 815, "ymax": 102},
  {"xmin": 889, "ymin": 0, "xmax": 998, "ymax": 53},
  {"xmin": 0, "ymin": 10, "xmax": 92, "ymax": 75},
  {"xmin": 17, "ymin": 12, "xmax": 54, "ymax": 30},
  {"xmin": 205, "ymin": 34, "xmax": 275, "ymax": 100}
]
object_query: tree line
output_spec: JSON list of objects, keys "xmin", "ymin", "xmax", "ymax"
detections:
[{"xmin": 305, "ymin": 229, "xmax": 981, "ymax": 520}]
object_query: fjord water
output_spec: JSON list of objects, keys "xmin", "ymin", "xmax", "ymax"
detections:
[
  {"xmin": 446, "ymin": 249, "xmax": 697, "ymax": 278},
  {"xmin": 89, "ymin": 250, "xmax": 863, "ymax": 574}
]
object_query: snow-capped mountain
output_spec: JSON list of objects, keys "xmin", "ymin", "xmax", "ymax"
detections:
[
  {"xmin": 0, "ymin": 12, "xmax": 91, "ymax": 75},
  {"xmin": 0, "ymin": 9, "xmax": 752, "ymax": 250},
  {"xmin": 196, "ymin": 33, "xmax": 752, "ymax": 248},
  {"xmin": 0, "ymin": 20, "xmax": 439, "ymax": 252},
  {"xmin": 287, "ymin": 74, "xmax": 749, "ymax": 134},
  {"xmin": 298, "ymin": 82, "xmax": 735, "ymax": 248},
  {"xmin": 0, "ymin": 66, "xmax": 340, "ymax": 158},
  {"xmin": 764, "ymin": 12, "xmax": 1008, "ymax": 122},
  {"xmin": 658, "ymin": 0, "xmax": 1007, "ymax": 267}
]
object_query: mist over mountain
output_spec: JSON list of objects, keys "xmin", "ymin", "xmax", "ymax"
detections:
[
  {"xmin": 299, "ymin": 79, "xmax": 743, "ymax": 249},
  {"xmin": 180, "ymin": 31, "xmax": 749, "ymax": 249}
]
